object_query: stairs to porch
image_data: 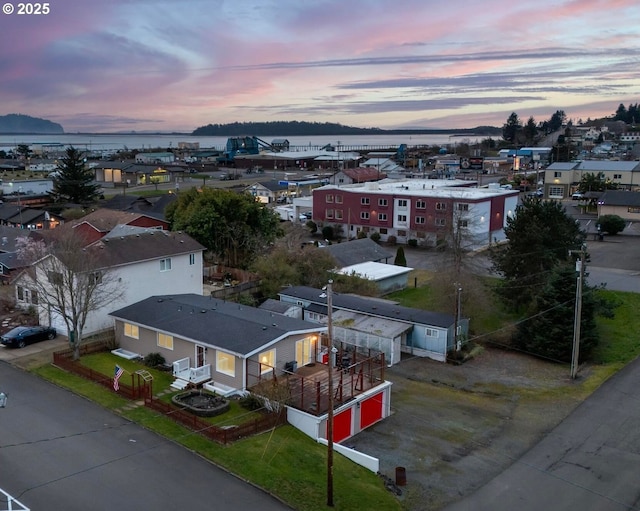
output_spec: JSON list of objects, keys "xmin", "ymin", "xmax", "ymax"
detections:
[{"xmin": 170, "ymin": 378, "xmax": 190, "ymax": 391}]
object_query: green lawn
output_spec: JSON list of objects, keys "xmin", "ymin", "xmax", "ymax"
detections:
[{"xmin": 34, "ymin": 355, "xmax": 400, "ymax": 511}]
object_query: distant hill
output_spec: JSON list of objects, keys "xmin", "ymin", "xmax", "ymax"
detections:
[
  {"xmin": 0, "ymin": 114, "xmax": 64, "ymax": 134},
  {"xmin": 192, "ymin": 121, "xmax": 500, "ymax": 137}
]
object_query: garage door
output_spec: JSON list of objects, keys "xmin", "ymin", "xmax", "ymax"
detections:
[
  {"xmin": 330, "ymin": 408, "xmax": 352, "ymax": 443},
  {"xmin": 360, "ymin": 392, "xmax": 383, "ymax": 429}
]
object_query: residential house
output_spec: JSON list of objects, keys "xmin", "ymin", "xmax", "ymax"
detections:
[
  {"xmin": 19, "ymin": 229, "xmax": 205, "ymax": 337},
  {"xmin": 278, "ymin": 286, "xmax": 468, "ymax": 364},
  {"xmin": 100, "ymin": 194, "xmax": 177, "ymax": 222},
  {"xmin": 243, "ymin": 181, "xmax": 289, "ymax": 204},
  {"xmin": 331, "ymin": 167, "xmax": 387, "ymax": 185},
  {"xmin": 110, "ymin": 293, "xmax": 392, "ymax": 443},
  {"xmin": 68, "ymin": 208, "xmax": 169, "ymax": 245},
  {"xmin": 313, "ymin": 178, "xmax": 519, "ymax": 248}
]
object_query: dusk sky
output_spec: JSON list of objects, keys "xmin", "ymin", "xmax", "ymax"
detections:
[{"xmin": 2, "ymin": 0, "xmax": 639, "ymax": 133}]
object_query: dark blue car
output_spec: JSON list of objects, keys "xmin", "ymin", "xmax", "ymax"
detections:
[{"xmin": 1, "ymin": 325, "xmax": 57, "ymax": 349}]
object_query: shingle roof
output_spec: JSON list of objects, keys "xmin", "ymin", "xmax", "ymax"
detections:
[
  {"xmin": 69, "ymin": 208, "xmax": 165, "ymax": 232},
  {"xmin": 598, "ymin": 190, "xmax": 640, "ymax": 207},
  {"xmin": 87, "ymin": 230, "xmax": 205, "ymax": 269},
  {"xmin": 279, "ymin": 286, "xmax": 456, "ymax": 328},
  {"xmin": 110, "ymin": 294, "xmax": 323, "ymax": 356},
  {"xmin": 323, "ymin": 238, "xmax": 393, "ymax": 267}
]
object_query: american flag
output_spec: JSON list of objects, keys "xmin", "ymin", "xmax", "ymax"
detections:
[{"xmin": 113, "ymin": 365, "xmax": 124, "ymax": 391}]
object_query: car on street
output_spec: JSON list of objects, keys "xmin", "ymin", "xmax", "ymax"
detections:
[
  {"xmin": 572, "ymin": 191, "xmax": 586, "ymax": 200},
  {"xmin": 1, "ymin": 325, "xmax": 57, "ymax": 348}
]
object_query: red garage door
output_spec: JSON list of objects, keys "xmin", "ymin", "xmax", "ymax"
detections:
[
  {"xmin": 360, "ymin": 392, "xmax": 383, "ymax": 429},
  {"xmin": 329, "ymin": 408, "xmax": 352, "ymax": 443}
]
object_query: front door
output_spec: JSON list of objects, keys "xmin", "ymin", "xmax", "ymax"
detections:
[{"xmin": 195, "ymin": 345, "xmax": 206, "ymax": 368}]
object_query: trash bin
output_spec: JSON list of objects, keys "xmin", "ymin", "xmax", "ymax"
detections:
[{"xmin": 395, "ymin": 466, "xmax": 407, "ymax": 486}]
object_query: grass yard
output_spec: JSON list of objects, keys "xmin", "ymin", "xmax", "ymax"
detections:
[{"xmin": 34, "ymin": 354, "xmax": 400, "ymax": 511}]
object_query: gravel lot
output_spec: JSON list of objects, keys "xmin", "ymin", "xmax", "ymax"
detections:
[{"xmin": 348, "ymin": 348, "xmax": 588, "ymax": 511}]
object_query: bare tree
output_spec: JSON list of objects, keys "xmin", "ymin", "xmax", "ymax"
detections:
[{"xmin": 17, "ymin": 230, "xmax": 125, "ymax": 360}]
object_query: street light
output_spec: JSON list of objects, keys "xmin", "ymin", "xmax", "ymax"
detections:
[{"xmin": 0, "ymin": 391, "xmax": 7, "ymax": 408}]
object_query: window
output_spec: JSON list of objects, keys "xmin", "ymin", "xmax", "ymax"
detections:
[
  {"xmin": 335, "ymin": 210, "xmax": 343, "ymax": 220},
  {"xmin": 436, "ymin": 202, "xmax": 446, "ymax": 211},
  {"xmin": 124, "ymin": 323, "xmax": 139, "ymax": 339},
  {"xmin": 614, "ymin": 174, "xmax": 622, "ymax": 179},
  {"xmin": 259, "ymin": 349, "xmax": 276, "ymax": 374},
  {"xmin": 216, "ymin": 351, "xmax": 235, "ymax": 377},
  {"xmin": 459, "ymin": 219, "xmax": 469, "ymax": 228},
  {"xmin": 17, "ymin": 286, "xmax": 24, "ymax": 300},
  {"xmin": 326, "ymin": 194, "xmax": 334, "ymax": 203},
  {"xmin": 157, "ymin": 332, "xmax": 173, "ymax": 350},
  {"xmin": 326, "ymin": 209, "xmax": 334, "ymax": 219},
  {"xmin": 416, "ymin": 200, "xmax": 426, "ymax": 209},
  {"xmin": 160, "ymin": 258, "xmax": 172, "ymax": 271},
  {"xmin": 397, "ymin": 214, "xmax": 407, "ymax": 222},
  {"xmin": 416, "ymin": 231, "xmax": 426, "ymax": 238},
  {"xmin": 361, "ymin": 197, "xmax": 370, "ymax": 205},
  {"xmin": 380, "ymin": 228, "xmax": 388, "ymax": 234},
  {"xmin": 31, "ymin": 290, "xmax": 38, "ymax": 305},
  {"xmin": 554, "ymin": 171, "xmax": 562, "ymax": 178},
  {"xmin": 435, "ymin": 218, "xmax": 446, "ymax": 226},
  {"xmin": 425, "ymin": 328, "xmax": 439, "ymax": 338},
  {"xmin": 89, "ymin": 271, "xmax": 103, "ymax": 285},
  {"xmin": 458, "ymin": 203, "xmax": 469, "ymax": 211},
  {"xmin": 378, "ymin": 198, "xmax": 388, "ymax": 207},
  {"xmin": 398, "ymin": 199, "xmax": 408, "ymax": 208},
  {"xmin": 48, "ymin": 271, "xmax": 63, "ymax": 285},
  {"xmin": 415, "ymin": 216, "xmax": 425, "ymax": 224},
  {"xmin": 335, "ymin": 195, "xmax": 343, "ymax": 204},
  {"xmin": 378, "ymin": 213, "xmax": 387, "ymax": 221},
  {"xmin": 189, "ymin": 253, "xmax": 196, "ymax": 265},
  {"xmin": 360, "ymin": 211, "xmax": 370, "ymax": 220}
]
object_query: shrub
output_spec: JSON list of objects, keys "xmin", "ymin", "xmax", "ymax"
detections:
[
  {"xmin": 357, "ymin": 230, "xmax": 367, "ymax": 239},
  {"xmin": 306, "ymin": 220, "xmax": 317, "ymax": 234},
  {"xmin": 322, "ymin": 225, "xmax": 335, "ymax": 240},
  {"xmin": 394, "ymin": 246, "xmax": 407, "ymax": 266},
  {"xmin": 143, "ymin": 352, "xmax": 166, "ymax": 368},
  {"xmin": 408, "ymin": 238, "xmax": 418, "ymax": 247},
  {"xmin": 239, "ymin": 393, "xmax": 263, "ymax": 411},
  {"xmin": 387, "ymin": 235, "xmax": 397, "ymax": 246},
  {"xmin": 597, "ymin": 214, "xmax": 626, "ymax": 235},
  {"xmin": 370, "ymin": 232, "xmax": 381, "ymax": 243}
]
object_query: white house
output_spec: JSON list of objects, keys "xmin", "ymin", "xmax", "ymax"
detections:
[{"xmin": 18, "ymin": 229, "xmax": 205, "ymax": 338}]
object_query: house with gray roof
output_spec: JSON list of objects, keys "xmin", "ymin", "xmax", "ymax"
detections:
[
  {"xmin": 278, "ymin": 286, "xmax": 468, "ymax": 364},
  {"xmin": 322, "ymin": 237, "xmax": 393, "ymax": 267},
  {"xmin": 597, "ymin": 190, "xmax": 640, "ymax": 222},
  {"xmin": 110, "ymin": 293, "xmax": 325, "ymax": 394}
]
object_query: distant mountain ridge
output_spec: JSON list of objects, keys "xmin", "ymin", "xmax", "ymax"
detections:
[
  {"xmin": 192, "ymin": 121, "xmax": 501, "ymax": 137},
  {"xmin": 0, "ymin": 114, "xmax": 64, "ymax": 134}
]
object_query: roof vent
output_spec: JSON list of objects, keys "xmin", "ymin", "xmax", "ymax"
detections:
[
  {"xmin": 201, "ymin": 309, "xmax": 206, "ymax": 313},
  {"xmin": 262, "ymin": 326, "xmax": 267, "ymax": 330},
  {"xmin": 157, "ymin": 298, "xmax": 163, "ymax": 302}
]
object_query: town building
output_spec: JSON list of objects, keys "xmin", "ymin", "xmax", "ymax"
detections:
[
  {"xmin": 312, "ymin": 178, "xmax": 519, "ymax": 248},
  {"xmin": 543, "ymin": 160, "xmax": 640, "ymax": 198}
]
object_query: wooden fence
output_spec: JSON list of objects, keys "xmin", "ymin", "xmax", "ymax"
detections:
[
  {"xmin": 144, "ymin": 396, "xmax": 287, "ymax": 444},
  {"xmin": 53, "ymin": 342, "xmax": 151, "ymax": 401}
]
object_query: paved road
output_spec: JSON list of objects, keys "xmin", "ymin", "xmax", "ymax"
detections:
[
  {"xmin": 444, "ymin": 354, "xmax": 640, "ymax": 511},
  {"xmin": 0, "ymin": 361, "xmax": 290, "ymax": 511}
]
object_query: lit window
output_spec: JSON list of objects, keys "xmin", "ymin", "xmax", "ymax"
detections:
[
  {"xmin": 124, "ymin": 323, "xmax": 139, "ymax": 339},
  {"xmin": 259, "ymin": 349, "xmax": 276, "ymax": 374},
  {"xmin": 160, "ymin": 258, "xmax": 172, "ymax": 271},
  {"xmin": 157, "ymin": 332, "xmax": 173, "ymax": 350},
  {"xmin": 217, "ymin": 351, "xmax": 235, "ymax": 377}
]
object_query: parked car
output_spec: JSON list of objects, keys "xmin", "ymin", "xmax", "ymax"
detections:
[
  {"xmin": 572, "ymin": 192, "xmax": 585, "ymax": 200},
  {"xmin": 0, "ymin": 325, "xmax": 57, "ymax": 349}
]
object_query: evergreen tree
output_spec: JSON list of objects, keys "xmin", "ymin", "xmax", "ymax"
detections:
[
  {"xmin": 49, "ymin": 146, "xmax": 100, "ymax": 205},
  {"xmin": 394, "ymin": 246, "xmax": 407, "ymax": 267},
  {"xmin": 513, "ymin": 264, "xmax": 600, "ymax": 363},
  {"xmin": 490, "ymin": 199, "xmax": 586, "ymax": 310},
  {"xmin": 502, "ymin": 113, "xmax": 522, "ymax": 144}
]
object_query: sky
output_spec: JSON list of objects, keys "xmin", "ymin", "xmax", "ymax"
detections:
[{"xmin": 1, "ymin": 0, "xmax": 639, "ymax": 133}]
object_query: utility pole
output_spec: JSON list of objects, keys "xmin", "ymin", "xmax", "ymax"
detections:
[
  {"xmin": 453, "ymin": 283, "xmax": 462, "ymax": 351},
  {"xmin": 570, "ymin": 244, "xmax": 586, "ymax": 379},
  {"xmin": 326, "ymin": 279, "xmax": 335, "ymax": 507}
]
